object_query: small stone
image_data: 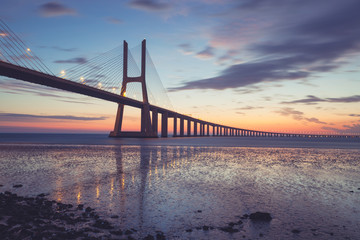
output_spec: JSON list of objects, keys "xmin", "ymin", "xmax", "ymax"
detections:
[
  {"xmin": 77, "ymin": 204, "xmax": 84, "ymax": 210},
  {"xmin": 186, "ymin": 229, "xmax": 192, "ymax": 232},
  {"xmin": 143, "ymin": 234, "xmax": 155, "ymax": 240},
  {"xmin": 37, "ymin": 193, "xmax": 46, "ymax": 197},
  {"xmin": 0, "ymin": 184, "xmax": 3, "ymax": 187},
  {"xmin": 259, "ymin": 233, "xmax": 264, "ymax": 237},
  {"xmin": 111, "ymin": 215, "xmax": 119, "ymax": 218},
  {"xmin": 124, "ymin": 229, "xmax": 133, "ymax": 235},
  {"xmin": 292, "ymin": 229, "xmax": 301, "ymax": 234},
  {"xmin": 156, "ymin": 231, "xmax": 166, "ymax": 240},
  {"xmin": 249, "ymin": 212, "xmax": 272, "ymax": 221},
  {"xmin": 197, "ymin": 210, "xmax": 202, "ymax": 213},
  {"xmin": 202, "ymin": 226, "xmax": 209, "ymax": 231},
  {"xmin": 92, "ymin": 219, "xmax": 114, "ymax": 229},
  {"xmin": 13, "ymin": 184, "xmax": 23, "ymax": 188},
  {"xmin": 85, "ymin": 207, "xmax": 92, "ymax": 212}
]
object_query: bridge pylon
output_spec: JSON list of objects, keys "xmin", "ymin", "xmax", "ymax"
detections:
[{"xmin": 109, "ymin": 39, "xmax": 157, "ymax": 138}]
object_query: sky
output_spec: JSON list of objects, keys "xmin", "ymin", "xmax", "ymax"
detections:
[{"xmin": 0, "ymin": 0, "xmax": 359, "ymax": 135}]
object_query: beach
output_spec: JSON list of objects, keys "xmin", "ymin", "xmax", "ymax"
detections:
[{"xmin": 0, "ymin": 134, "xmax": 360, "ymax": 239}]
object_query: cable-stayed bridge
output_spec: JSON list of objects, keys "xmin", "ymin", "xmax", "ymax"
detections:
[{"xmin": 0, "ymin": 20, "xmax": 358, "ymax": 139}]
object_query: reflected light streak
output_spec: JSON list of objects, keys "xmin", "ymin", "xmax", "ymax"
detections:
[
  {"xmin": 96, "ymin": 185, "xmax": 100, "ymax": 199},
  {"xmin": 110, "ymin": 177, "xmax": 114, "ymax": 198},
  {"xmin": 77, "ymin": 191, "xmax": 81, "ymax": 204}
]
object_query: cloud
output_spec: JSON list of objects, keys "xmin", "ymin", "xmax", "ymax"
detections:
[
  {"xmin": 106, "ymin": 17, "xmax": 122, "ymax": 24},
  {"xmin": 128, "ymin": 0, "xmax": 171, "ymax": 12},
  {"xmin": 195, "ymin": 46, "xmax": 215, "ymax": 60},
  {"xmin": 52, "ymin": 46, "xmax": 77, "ymax": 52},
  {"xmin": 237, "ymin": 106, "xmax": 263, "ymax": 110},
  {"xmin": 322, "ymin": 124, "xmax": 360, "ymax": 134},
  {"xmin": 40, "ymin": 46, "xmax": 77, "ymax": 52},
  {"xmin": 275, "ymin": 107, "xmax": 327, "ymax": 124},
  {"xmin": 178, "ymin": 43, "xmax": 194, "ymax": 55},
  {"xmin": 0, "ymin": 113, "xmax": 107, "ymax": 121},
  {"xmin": 38, "ymin": 2, "xmax": 76, "ymax": 17},
  {"xmin": 170, "ymin": 57, "xmax": 309, "ymax": 91},
  {"xmin": 171, "ymin": 1, "xmax": 360, "ymax": 91},
  {"xmin": 282, "ymin": 95, "xmax": 360, "ymax": 104},
  {"xmin": 54, "ymin": 57, "xmax": 87, "ymax": 64},
  {"xmin": 349, "ymin": 114, "xmax": 360, "ymax": 117}
]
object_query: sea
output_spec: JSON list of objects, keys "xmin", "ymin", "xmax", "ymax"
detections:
[{"xmin": 0, "ymin": 133, "xmax": 359, "ymax": 239}]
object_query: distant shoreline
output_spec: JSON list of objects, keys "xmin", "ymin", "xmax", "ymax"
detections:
[{"xmin": 1, "ymin": 133, "xmax": 359, "ymax": 149}]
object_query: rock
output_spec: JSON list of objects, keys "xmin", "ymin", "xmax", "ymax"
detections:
[
  {"xmin": 92, "ymin": 219, "xmax": 114, "ymax": 229},
  {"xmin": 219, "ymin": 226, "xmax": 239, "ymax": 233},
  {"xmin": 186, "ymin": 229, "xmax": 192, "ymax": 232},
  {"xmin": 37, "ymin": 193, "xmax": 46, "ymax": 197},
  {"xmin": 85, "ymin": 207, "xmax": 93, "ymax": 212},
  {"xmin": 13, "ymin": 184, "xmax": 23, "ymax": 188},
  {"xmin": 249, "ymin": 212, "xmax": 272, "ymax": 221},
  {"xmin": 197, "ymin": 210, "xmax": 202, "ymax": 213},
  {"xmin": 291, "ymin": 229, "xmax": 301, "ymax": 234},
  {"xmin": 77, "ymin": 204, "xmax": 84, "ymax": 210},
  {"xmin": 110, "ymin": 230, "xmax": 123, "ymax": 235},
  {"xmin": 110, "ymin": 215, "xmax": 119, "ymax": 218},
  {"xmin": 202, "ymin": 225, "xmax": 209, "ymax": 231},
  {"xmin": 0, "ymin": 184, "xmax": 3, "ymax": 187}
]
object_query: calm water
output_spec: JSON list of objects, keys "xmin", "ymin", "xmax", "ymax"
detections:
[{"xmin": 0, "ymin": 134, "xmax": 359, "ymax": 239}]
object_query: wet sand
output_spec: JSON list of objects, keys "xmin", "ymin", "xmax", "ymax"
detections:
[{"xmin": 1, "ymin": 138, "xmax": 360, "ymax": 239}]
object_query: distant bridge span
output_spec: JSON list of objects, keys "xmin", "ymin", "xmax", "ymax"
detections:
[{"xmin": 0, "ymin": 39, "xmax": 358, "ymax": 139}]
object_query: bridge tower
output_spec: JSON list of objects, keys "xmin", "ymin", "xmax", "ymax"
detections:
[{"xmin": 109, "ymin": 39, "xmax": 157, "ymax": 138}]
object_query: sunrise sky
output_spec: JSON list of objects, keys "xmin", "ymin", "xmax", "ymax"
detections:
[{"xmin": 0, "ymin": 0, "xmax": 359, "ymax": 134}]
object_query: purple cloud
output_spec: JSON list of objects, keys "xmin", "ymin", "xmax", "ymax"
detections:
[
  {"xmin": 0, "ymin": 113, "xmax": 107, "ymax": 121},
  {"xmin": 322, "ymin": 124, "xmax": 360, "ymax": 134},
  {"xmin": 170, "ymin": 57, "xmax": 309, "ymax": 91},
  {"xmin": 178, "ymin": 43, "xmax": 194, "ymax": 55},
  {"xmin": 38, "ymin": 2, "xmax": 76, "ymax": 17},
  {"xmin": 54, "ymin": 57, "xmax": 87, "ymax": 64},
  {"xmin": 106, "ymin": 17, "xmax": 122, "ymax": 24},
  {"xmin": 195, "ymin": 46, "xmax": 215, "ymax": 60},
  {"xmin": 282, "ymin": 95, "xmax": 360, "ymax": 105},
  {"xmin": 275, "ymin": 107, "xmax": 327, "ymax": 125},
  {"xmin": 128, "ymin": 0, "xmax": 171, "ymax": 12},
  {"xmin": 171, "ymin": 1, "xmax": 360, "ymax": 91}
]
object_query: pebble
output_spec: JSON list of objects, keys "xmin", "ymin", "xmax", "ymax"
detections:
[
  {"xmin": 249, "ymin": 212, "xmax": 272, "ymax": 221},
  {"xmin": 13, "ymin": 184, "xmax": 23, "ymax": 188}
]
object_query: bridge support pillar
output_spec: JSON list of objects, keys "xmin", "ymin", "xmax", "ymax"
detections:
[
  {"xmin": 173, "ymin": 116, "xmax": 177, "ymax": 137},
  {"xmin": 152, "ymin": 110, "xmax": 158, "ymax": 136},
  {"xmin": 110, "ymin": 39, "xmax": 156, "ymax": 138},
  {"xmin": 161, "ymin": 112, "xmax": 168, "ymax": 137},
  {"xmin": 187, "ymin": 120, "xmax": 191, "ymax": 136},
  {"xmin": 180, "ymin": 118, "xmax": 184, "ymax": 137},
  {"xmin": 194, "ymin": 122, "xmax": 197, "ymax": 136}
]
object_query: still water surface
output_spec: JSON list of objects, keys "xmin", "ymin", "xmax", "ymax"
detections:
[{"xmin": 0, "ymin": 134, "xmax": 359, "ymax": 239}]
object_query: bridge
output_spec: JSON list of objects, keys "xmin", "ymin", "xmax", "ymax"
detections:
[{"xmin": 0, "ymin": 20, "xmax": 358, "ymax": 139}]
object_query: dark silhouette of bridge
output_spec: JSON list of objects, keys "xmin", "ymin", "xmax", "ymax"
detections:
[{"xmin": 0, "ymin": 21, "xmax": 358, "ymax": 139}]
